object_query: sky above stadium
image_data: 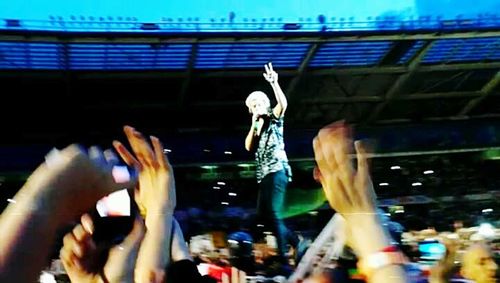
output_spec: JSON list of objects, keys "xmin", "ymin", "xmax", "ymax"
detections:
[{"xmin": 2, "ymin": 0, "xmax": 498, "ymax": 23}]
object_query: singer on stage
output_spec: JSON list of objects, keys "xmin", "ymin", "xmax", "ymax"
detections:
[{"xmin": 245, "ymin": 62, "xmax": 299, "ymax": 268}]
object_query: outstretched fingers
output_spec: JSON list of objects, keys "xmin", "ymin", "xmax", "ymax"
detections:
[
  {"xmin": 267, "ymin": 62, "xmax": 273, "ymax": 72},
  {"xmin": 150, "ymin": 135, "xmax": 168, "ymax": 170},
  {"xmin": 113, "ymin": 140, "xmax": 141, "ymax": 171},
  {"xmin": 354, "ymin": 140, "xmax": 369, "ymax": 180},
  {"xmin": 123, "ymin": 126, "xmax": 156, "ymax": 168}
]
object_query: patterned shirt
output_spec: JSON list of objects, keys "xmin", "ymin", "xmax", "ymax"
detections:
[{"xmin": 255, "ymin": 114, "xmax": 292, "ymax": 183}]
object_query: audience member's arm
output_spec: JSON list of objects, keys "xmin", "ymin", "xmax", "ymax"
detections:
[
  {"xmin": 429, "ymin": 238, "xmax": 459, "ymax": 283},
  {"xmin": 313, "ymin": 122, "xmax": 408, "ymax": 283},
  {"xmin": 113, "ymin": 126, "xmax": 176, "ymax": 283},
  {"xmin": 0, "ymin": 145, "xmax": 135, "ymax": 283},
  {"xmin": 171, "ymin": 218, "xmax": 192, "ymax": 262}
]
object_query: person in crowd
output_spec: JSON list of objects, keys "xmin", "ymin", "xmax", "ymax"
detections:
[{"xmin": 460, "ymin": 243, "xmax": 498, "ymax": 283}]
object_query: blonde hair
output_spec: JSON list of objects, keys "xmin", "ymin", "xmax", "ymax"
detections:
[{"xmin": 245, "ymin": 91, "xmax": 270, "ymax": 112}]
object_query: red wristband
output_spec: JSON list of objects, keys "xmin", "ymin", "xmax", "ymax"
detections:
[
  {"xmin": 381, "ymin": 245, "xmax": 399, "ymax": 252},
  {"xmin": 357, "ymin": 245, "xmax": 407, "ymax": 279}
]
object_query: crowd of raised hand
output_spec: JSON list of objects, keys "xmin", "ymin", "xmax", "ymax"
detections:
[{"xmin": 0, "ymin": 122, "xmax": 497, "ymax": 283}]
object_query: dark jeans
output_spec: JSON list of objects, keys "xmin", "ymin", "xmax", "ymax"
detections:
[{"xmin": 256, "ymin": 170, "xmax": 299, "ymax": 260}]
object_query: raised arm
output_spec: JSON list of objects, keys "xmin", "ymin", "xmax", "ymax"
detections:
[
  {"xmin": 113, "ymin": 126, "xmax": 176, "ymax": 283},
  {"xmin": 313, "ymin": 122, "xmax": 408, "ymax": 283},
  {"xmin": 429, "ymin": 237, "xmax": 459, "ymax": 283},
  {"xmin": 263, "ymin": 62, "xmax": 288, "ymax": 118}
]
